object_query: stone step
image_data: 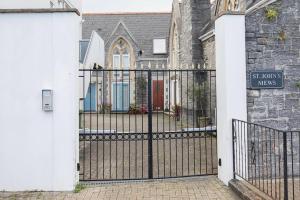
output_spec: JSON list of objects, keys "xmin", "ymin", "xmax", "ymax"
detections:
[{"xmin": 229, "ymin": 179, "xmax": 274, "ymax": 200}]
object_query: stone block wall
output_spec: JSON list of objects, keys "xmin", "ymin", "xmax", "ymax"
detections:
[
  {"xmin": 203, "ymin": 36, "xmax": 216, "ymax": 69},
  {"xmin": 245, "ymin": 0, "xmax": 300, "ymax": 179},
  {"xmin": 179, "ymin": 0, "xmax": 213, "ymax": 127},
  {"xmin": 180, "ymin": 0, "xmax": 193, "ymax": 65},
  {"xmin": 246, "ymin": 130, "xmax": 300, "ymax": 178},
  {"xmin": 180, "ymin": 0, "xmax": 211, "ymax": 65},
  {"xmin": 246, "ymin": 0, "xmax": 300, "ymax": 131}
]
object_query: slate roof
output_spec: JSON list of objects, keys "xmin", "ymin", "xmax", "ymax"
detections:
[{"xmin": 82, "ymin": 13, "xmax": 171, "ymax": 58}]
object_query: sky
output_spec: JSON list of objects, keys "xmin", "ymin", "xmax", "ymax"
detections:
[{"xmin": 82, "ymin": 0, "xmax": 173, "ymax": 13}]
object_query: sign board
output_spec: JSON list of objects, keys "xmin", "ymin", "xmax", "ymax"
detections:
[{"xmin": 249, "ymin": 70, "xmax": 284, "ymax": 89}]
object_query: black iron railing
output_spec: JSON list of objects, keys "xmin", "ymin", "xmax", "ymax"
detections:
[
  {"xmin": 79, "ymin": 68, "xmax": 217, "ymax": 181},
  {"xmin": 232, "ymin": 119, "xmax": 300, "ymax": 200}
]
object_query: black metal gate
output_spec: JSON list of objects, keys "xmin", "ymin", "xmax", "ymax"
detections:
[{"xmin": 79, "ymin": 68, "xmax": 217, "ymax": 181}]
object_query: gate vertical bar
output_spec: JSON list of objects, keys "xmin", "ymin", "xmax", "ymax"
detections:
[
  {"xmin": 232, "ymin": 119, "xmax": 236, "ymax": 179},
  {"xmin": 283, "ymin": 132, "xmax": 288, "ymax": 200},
  {"xmin": 147, "ymin": 70, "xmax": 153, "ymax": 179}
]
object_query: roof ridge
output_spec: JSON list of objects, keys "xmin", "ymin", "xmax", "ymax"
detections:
[{"xmin": 83, "ymin": 12, "xmax": 172, "ymax": 15}]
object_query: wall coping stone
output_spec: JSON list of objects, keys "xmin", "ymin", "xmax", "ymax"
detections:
[
  {"xmin": 0, "ymin": 8, "xmax": 80, "ymax": 16},
  {"xmin": 215, "ymin": 11, "xmax": 245, "ymax": 20},
  {"xmin": 199, "ymin": 29, "xmax": 215, "ymax": 42},
  {"xmin": 246, "ymin": 0, "xmax": 278, "ymax": 15}
]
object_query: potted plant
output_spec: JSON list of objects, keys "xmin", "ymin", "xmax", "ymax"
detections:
[
  {"xmin": 172, "ymin": 105, "xmax": 181, "ymax": 121},
  {"xmin": 79, "ymin": 109, "xmax": 84, "ymax": 129},
  {"xmin": 187, "ymin": 81, "xmax": 209, "ymax": 127},
  {"xmin": 128, "ymin": 104, "xmax": 140, "ymax": 114},
  {"xmin": 139, "ymin": 104, "xmax": 148, "ymax": 114},
  {"xmin": 100, "ymin": 104, "xmax": 111, "ymax": 114}
]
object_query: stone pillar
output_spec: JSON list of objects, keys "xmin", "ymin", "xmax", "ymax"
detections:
[{"xmin": 215, "ymin": 13, "xmax": 247, "ymax": 185}]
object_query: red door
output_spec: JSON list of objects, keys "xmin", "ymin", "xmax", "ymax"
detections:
[{"xmin": 153, "ymin": 80, "xmax": 164, "ymax": 111}]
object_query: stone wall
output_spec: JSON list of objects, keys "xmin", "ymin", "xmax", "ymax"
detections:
[
  {"xmin": 246, "ymin": 0, "xmax": 300, "ymax": 131},
  {"xmin": 177, "ymin": 0, "xmax": 213, "ymax": 127},
  {"xmin": 180, "ymin": 0, "xmax": 211, "ymax": 65},
  {"xmin": 203, "ymin": 36, "xmax": 216, "ymax": 69},
  {"xmin": 180, "ymin": 0, "xmax": 193, "ymax": 65},
  {"xmin": 202, "ymin": 36, "xmax": 216, "ymax": 125},
  {"xmin": 246, "ymin": 0, "xmax": 300, "ymax": 176}
]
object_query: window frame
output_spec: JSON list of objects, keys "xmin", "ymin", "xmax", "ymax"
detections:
[
  {"xmin": 153, "ymin": 38, "xmax": 167, "ymax": 54},
  {"xmin": 122, "ymin": 54, "xmax": 130, "ymax": 69},
  {"xmin": 122, "ymin": 54, "xmax": 130, "ymax": 76},
  {"xmin": 79, "ymin": 39, "xmax": 90, "ymax": 64},
  {"xmin": 113, "ymin": 54, "xmax": 121, "ymax": 69}
]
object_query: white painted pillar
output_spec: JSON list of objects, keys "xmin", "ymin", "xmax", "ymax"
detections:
[
  {"xmin": 215, "ymin": 13, "xmax": 247, "ymax": 185},
  {"xmin": 0, "ymin": 12, "xmax": 80, "ymax": 191}
]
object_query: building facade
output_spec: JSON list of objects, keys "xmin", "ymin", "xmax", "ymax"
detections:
[
  {"xmin": 171, "ymin": 0, "xmax": 300, "ymax": 130},
  {"xmin": 171, "ymin": 0, "xmax": 300, "ymax": 181},
  {"xmin": 82, "ymin": 13, "xmax": 171, "ymax": 112},
  {"xmin": 81, "ymin": 0, "xmax": 299, "ymax": 130}
]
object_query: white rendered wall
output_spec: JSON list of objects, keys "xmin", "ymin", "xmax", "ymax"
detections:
[
  {"xmin": 80, "ymin": 31, "xmax": 105, "ymax": 105},
  {"xmin": 82, "ymin": 31, "xmax": 105, "ymax": 70},
  {"xmin": 215, "ymin": 14, "xmax": 247, "ymax": 185},
  {"xmin": 0, "ymin": 0, "xmax": 50, "ymax": 8},
  {"xmin": 0, "ymin": 0, "xmax": 81, "ymax": 9},
  {"xmin": 0, "ymin": 12, "xmax": 80, "ymax": 191}
]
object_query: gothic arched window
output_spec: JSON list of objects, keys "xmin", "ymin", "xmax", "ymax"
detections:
[
  {"xmin": 112, "ymin": 38, "xmax": 131, "ymax": 70},
  {"xmin": 111, "ymin": 38, "xmax": 131, "ymax": 76}
]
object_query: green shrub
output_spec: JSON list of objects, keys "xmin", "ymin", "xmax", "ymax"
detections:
[
  {"xmin": 278, "ymin": 30, "xmax": 286, "ymax": 41},
  {"xmin": 265, "ymin": 7, "xmax": 278, "ymax": 21},
  {"xmin": 99, "ymin": 104, "xmax": 111, "ymax": 114},
  {"xmin": 74, "ymin": 184, "xmax": 86, "ymax": 193},
  {"xmin": 128, "ymin": 104, "xmax": 140, "ymax": 114}
]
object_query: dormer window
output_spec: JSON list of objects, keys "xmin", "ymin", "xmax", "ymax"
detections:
[{"xmin": 153, "ymin": 39, "xmax": 167, "ymax": 54}]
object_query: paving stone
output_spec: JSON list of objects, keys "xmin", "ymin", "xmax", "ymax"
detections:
[{"xmin": 0, "ymin": 176, "xmax": 241, "ymax": 200}]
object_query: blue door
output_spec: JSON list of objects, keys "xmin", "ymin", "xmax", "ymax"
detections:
[
  {"xmin": 112, "ymin": 83, "xmax": 129, "ymax": 112},
  {"xmin": 84, "ymin": 83, "xmax": 97, "ymax": 112}
]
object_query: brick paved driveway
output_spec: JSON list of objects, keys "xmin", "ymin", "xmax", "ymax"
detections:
[
  {"xmin": 79, "ymin": 113, "xmax": 218, "ymax": 181},
  {"xmin": 0, "ymin": 176, "xmax": 240, "ymax": 200},
  {"xmin": 80, "ymin": 113, "xmax": 200, "ymax": 133}
]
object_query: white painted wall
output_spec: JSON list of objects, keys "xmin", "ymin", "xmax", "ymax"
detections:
[
  {"xmin": 82, "ymin": 31, "xmax": 105, "ymax": 70},
  {"xmin": 0, "ymin": 0, "xmax": 50, "ymax": 8},
  {"xmin": 80, "ymin": 31, "xmax": 105, "ymax": 105},
  {"xmin": 0, "ymin": 0, "xmax": 81, "ymax": 10},
  {"xmin": 0, "ymin": 12, "xmax": 81, "ymax": 191},
  {"xmin": 215, "ymin": 14, "xmax": 247, "ymax": 185}
]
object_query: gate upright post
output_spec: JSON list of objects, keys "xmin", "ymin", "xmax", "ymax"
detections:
[
  {"xmin": 232, "ymin": 119, "xmax": 236, "ymax": 180},
  {"xmin": 215, "ymin": 13, "xmax": 247, "ymax": 185},
  {"xmin": 283, "ymin": 132, "xmax": 288, "ymax": 200},
  {"xmin": 147, "ymin": 70, "xmax": 153, "ymax": 179}
]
